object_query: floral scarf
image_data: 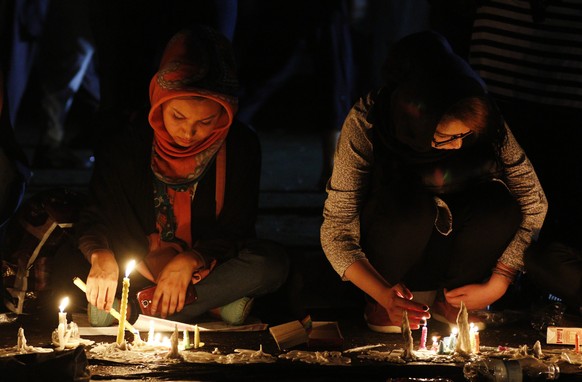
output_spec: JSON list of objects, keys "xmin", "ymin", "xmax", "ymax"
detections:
[{"xmin": 148, "ymin": 26, "xmax": 238, "ymax": 251}]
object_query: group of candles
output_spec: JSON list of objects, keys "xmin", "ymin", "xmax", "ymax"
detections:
[
  {"xmin": 418, "ymin": 322, "xmax": 480, "ymax": 355},
  {"xmin": 145, "ymin": 320, "xmax": 203, "ymax": 350}
]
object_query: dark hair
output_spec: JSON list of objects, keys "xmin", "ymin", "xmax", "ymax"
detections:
[{"xmin": 440, "ymin": 96, "xmax": 507, "ymax": 160}]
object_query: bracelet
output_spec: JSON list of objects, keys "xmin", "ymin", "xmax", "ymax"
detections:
[{"xmin": 491, "ymin": 267, "xmax": 516, "ymax": 283}]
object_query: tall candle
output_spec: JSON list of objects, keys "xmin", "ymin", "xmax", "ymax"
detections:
[
  {"xmin": 194, "ymin": 324, "xmax": 200, "ymax": 349},
  {"xmin": 419, "ymin": 321, "xmax": 428, "ymax": 350},
  {"xmin": 474, "ymin": 330, "xmax": 480, "ymax": 354},
  {"xmin": 148, "ymin": 320, "xmax": 155, "ymax": 344},
  {"xmin": 116, "ymin": 260, "xmax": 135, "ymax": 345}
]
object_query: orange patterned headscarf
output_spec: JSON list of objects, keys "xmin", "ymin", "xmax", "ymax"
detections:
[
  {"xmin": 148, "ymin": 25, "xmax": 238, "ymax": 250},
  {"xmin": 149, "ymin": 26, "xmax": 238, "ymax": 185}
]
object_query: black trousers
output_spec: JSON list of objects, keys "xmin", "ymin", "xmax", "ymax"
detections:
[
  {"xmin": 361, "ymin": 180, "xmax": 522, "ymax": 291},
  {"xmin": 525, "ymin": 241, "xmax": 582, "ymax": 309}
]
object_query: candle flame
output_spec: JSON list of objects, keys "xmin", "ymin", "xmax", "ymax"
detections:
[
  {"xmin": 125, "ymin": 259, "xmax": 136, "ymax": 277},
  {"xmin": 59, "ymin": 297, "xmax": 69, "ymax": 312}
]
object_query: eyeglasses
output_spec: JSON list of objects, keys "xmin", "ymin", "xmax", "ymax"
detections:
[{"xmin": 432, "ymin": 130, "xmax": 474, "ymax": 147}]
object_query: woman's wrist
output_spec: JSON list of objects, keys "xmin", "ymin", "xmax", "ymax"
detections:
[
  {"xmin": 182, "ymin": 249, "xmax": 206, "ymax": 270},
  {"xmin": 90, "ymin": 249, "xmax": 115, "ymax": 266},
  {"xmin": 491, "ymin": 261, "xmax": 518, "ymax": 284}
]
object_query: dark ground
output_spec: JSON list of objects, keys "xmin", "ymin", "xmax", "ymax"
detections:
[{"xmin": 2, "ymin": 74, "xmax": 582, "ymax": 381}]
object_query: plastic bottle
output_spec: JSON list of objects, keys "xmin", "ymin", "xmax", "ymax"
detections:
[
  {"xmin": 518, "ymin": 358, "xmax": 560, "ymax": 381},
  {"xmin": 464, "ymin": 358, "xmax": 560, "ymax": 381},
  {"xmin": 463, "ymin": 359, "xmax": 522, "ymax": 381}
]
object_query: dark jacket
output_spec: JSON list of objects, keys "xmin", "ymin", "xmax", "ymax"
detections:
[{"xmin": 77, "ymin": 119, "xmax": 260, "ymax": 264}]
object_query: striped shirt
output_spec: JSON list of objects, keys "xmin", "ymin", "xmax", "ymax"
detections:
[{"xmin": 469, "ymin": 0, "xmax": 582, "ymax": 109}]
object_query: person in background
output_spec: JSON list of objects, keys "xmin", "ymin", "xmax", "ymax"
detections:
[
  {"xmin": 88, "ymin": 0, "xmax": 238, "ymax": 151},
  {"xmin": 0, "ymin": 70, "xmax": 30, "ymax": 236},
  {"xmin": 52, "ymin": 25, "xmax": 289, "ymax": 326},
  {"xmin": 30, "ymin": 0, "xmax": 99, "ymax": 169},
  {"xmin": 469, "ymin": 0, "xmax": 582, "ymax": 316},
  {"xmin": 0, "ymin": 68, "xmax": 31, "ymax": 308},
  {"xmin": 320, "ymin": 31, "xmax": 547, "ymax": 333}
]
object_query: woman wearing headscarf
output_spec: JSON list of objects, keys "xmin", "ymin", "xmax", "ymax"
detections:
[
  {"xmin": 321, "ymin": 31, "xmax": 547, "ymax": 333},
  {"xmin": 60, "ymin": 25, "xmax": 289, "ymax": 326}
]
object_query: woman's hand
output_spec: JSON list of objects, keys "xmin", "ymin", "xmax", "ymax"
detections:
[
  {"xmin": 379, "ymin": 283, "xmax": 430, "ymax": 329},
  {"xmin": 444, "ymin": 274, "xmax": 511, "ymax": 310},
  {"xmin": 86, "ymin": 250, "xmax": 119, "ymax": 312},
  {"xmin": 344, "ymin": 259, "xmax": 429, "ymax": 329},
  {"xmin": 150, "ymin": 251, "xmax": 203, "ymax": 318}
]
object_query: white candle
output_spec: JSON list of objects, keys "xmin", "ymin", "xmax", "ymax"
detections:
[
  {"xmin": 194, "ymin": 324, "xmax": 200, "ymax": 349},
  {"xmin": 58, "ymin": 297, "xmax": 69, "ymax": 326},
  {"xmin": 148, "ymin": 320, "xmax": 155, "ymax": 344},
  {"xmin": 116, "ymin": 260, "xmax": 135, "ymax": 345},
  {"xmin": 57, "ymin": 297, "xmax": 70, "ymax": 350},
  {"xmin": 57, "ymin": 323, "xmax": 65, "ymax": 350}
]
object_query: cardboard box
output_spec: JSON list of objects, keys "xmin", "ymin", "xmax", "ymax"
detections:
[
  {"xmin": 546, "ymin": 326, "xmax": 582, "ymax": 345},
  {"xmin": 269, "ymin": 320, "xmax": 343, "ymax": 350}
]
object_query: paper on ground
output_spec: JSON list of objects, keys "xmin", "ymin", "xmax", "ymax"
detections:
[{"xmin": 77, "ymin": 314, "xmax": 268, "ymax": 336}]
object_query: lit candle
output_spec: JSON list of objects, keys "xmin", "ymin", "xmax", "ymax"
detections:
[
  {"xmin": 116, "ymin": 259, "xmax": 135, "ymax": 345},
  {"xmin": 57, "ymin": 297, "xmax": 69, "ymax": 350},
  {"xmin": 418, "ymin": 320, "xmax": 428, "ymax": 350},
  {"xmin": 194, "ymin": 324, "xmax": 200, "ymax": 349},
  {"xmin": 58, "ymin": 297, "xmax": 69, "ymax": 326},
  {"xmin": 431, "ymin": 336, "xmax": 438, "ymax": 352}
]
